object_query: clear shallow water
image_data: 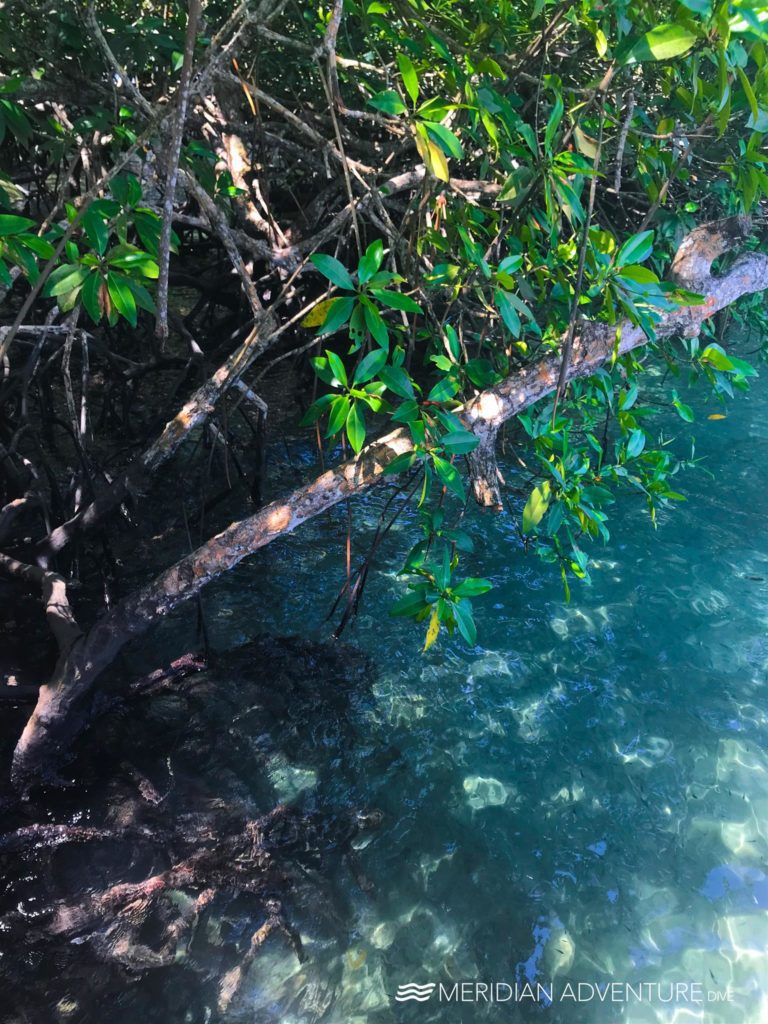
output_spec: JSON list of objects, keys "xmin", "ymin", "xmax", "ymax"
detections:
[{"xmin": 154, "ymin": 369, "xmax": 768, "ymax": 1023}]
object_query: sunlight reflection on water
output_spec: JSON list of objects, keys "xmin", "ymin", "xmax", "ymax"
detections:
[{"xmin": 160, "ymin": 371, "xmax": 768, "ymax": 1023}]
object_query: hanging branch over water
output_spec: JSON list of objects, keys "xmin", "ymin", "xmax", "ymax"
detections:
[{"xmin": 10, "ymin": 215, "xmax": 768, "ymax": 791}]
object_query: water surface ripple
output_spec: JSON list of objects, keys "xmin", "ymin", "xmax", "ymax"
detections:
[{"xmin": 176, "ymin": 373, "xmax": 768, "ymax": 1023}]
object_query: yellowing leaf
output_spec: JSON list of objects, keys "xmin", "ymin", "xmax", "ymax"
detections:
[
  {"xmin": 423, "ymin": 607, "xmax": 440, "ymax": 652},
  {"xmin": 595, "ymin": 28, "xmax": 608, "ymax": 58},
  {"xmin": 522, "ymin": 480, "xmax": 552, "ymax": 534},
  {"xmin": 574, "ymin": 125, "xmax": 599, "ymax": 159},
  {"xmin": 413, "ymin": 126, "xmax": 450, "ymax": 182},
  {"xmin": 301, "ymin": 298, "xmax": 334, "ymax": 328},
  {"xmin": 428, "ymin": 141, "xmax": 450, "ymax": 181},
  {"xmin": 708, "ymin": 413, "xmax": 727, "ymax": 420}
]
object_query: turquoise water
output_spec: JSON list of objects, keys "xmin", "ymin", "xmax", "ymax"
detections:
[{"xmin": 163, "ymin": 366, "xmax": 768, "ymax": 1023}]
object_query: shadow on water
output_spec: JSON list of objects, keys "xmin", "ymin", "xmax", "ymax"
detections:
[
  {"xmin": 0, "ymin": 637, "xmax": 398, "ymax": 1023},
  {"xmin": 2, "ymin": 362, "xmax": 768, "ymax": 1023}
]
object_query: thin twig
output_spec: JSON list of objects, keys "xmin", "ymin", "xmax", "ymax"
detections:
[
  {"xmin": 613, "ymin": 89, "xmax": 635, "ymax": 194},
  {"xmin": 156, "ymin": 0, "xmax": 203, "ymax": 345}
]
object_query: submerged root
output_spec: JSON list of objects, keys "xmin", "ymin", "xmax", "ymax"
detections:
[
  {"xmin": 217, "ymin": 898, "xmax": 306, "ymax": 1014},
  {"xmin": 0, "ymin": 799, "xmax": 381, "ymax": 1012}
]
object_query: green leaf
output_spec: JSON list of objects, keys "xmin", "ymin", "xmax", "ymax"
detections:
[
  {"xmin": 736, "ymin": 66, "xmax": 759, "ymax": 125},
  {"xmin": 397, "ymin": 53, "xmax": 420, "ymax": 106},
  {"xmin": 382, "ymin": 451, "xmax": 417, "ymax": 475},
  {"xmin": 368, "ymin": 89, "xmax": 407, "ymax": 116},
  {"xmin": 544, "ymin": 86, "xmax": 564, "ymax": 154},
  {"xmin": 498, "ymin": 254, "xmax": 523, "ymax": 276},
  {"xmin": 727, "ymin": 355, "xmax": 757, "ymax": 378},
  {"xmin": 320, "ymin": 295, "xmax": 356, "ymax": 334},
  {"xmin": 107, "ymin": 271, "xmax": 137, "ymax": 326},
  {"xmin": 672, "ymin": 395, "xmax": 695, "ymax": 422},
  {"xmin": 434, "ymin": 548, "xmax": 451, "ymax": 591},
  {"xmin": 91, "ymin": 199, "xmax": 120, "ymax": 219},
  {"xmin": 311, "ymin": 355, "xmax": 335, "ymax": 385},
  {"xmin": 81, "ymin": 271, "xmax": 103, "ymax": 323},
  {"xmin": 346, "ymin": 401, "xmax": 366, "ymax": 452},
  {"xmin": 617, "ymin": 264, "xmax": 659, "ymax": 284},
  {"xmin": 363, "ymin": 301, "xmax": 389, "ymax": 348},
  {"xmin": 369, "ymin": 288, "xmax": 422, "ymax": 313},
  {"xmin": 427, "ymin": 376, "xmax": 460, "ymax": 403},
  {"xmin": 477, "ymin": 57, "xmax": 506, "ymax": 79},
  {"xmin": 357, "ymin": 239, "xmax": 384, "ymax": 284},
  {"xmin": 432, "ymin": 453, "xmax": 465, "ymax": 500},
  {"xmin": 299, "ymin": 392, "xmax": 335, "ymax": 426},
  {"xmin": 453, "ymin": 578, "xmax": 492, "ymax": 598},
  {"xmin": 465, "ymin": 358, "xmax": 499, "ymax": 389},
  {"xmin": 310, "ymin": 253, "xmax": 355, "ymax": 290},
  {"xmin": 327, "ymin": 394, "xmax": 351, "ymax": 436},
  {"xmin": 495, "ymin": 288, "xmax": 521, "ymax": 336},
  {"xmin": 701, "ymin": 344, "xmax": 735, "ymax": 372},
  {"xmin": 133, "ymin": 209, "xmax": 173, "ymax": 255},
  {"xmin": 326, "ymin": 349, "xmax": 348, "ymax": 387},
  {"xmin": 522, "ymin": 480, "xmax": 552, "ymax": 534},
  {"xmin": 349, "ymin": 302, "xmax": 366, "ymax": 346},
  {"xmin": 112, "ymin": 173, "xmax": 142, "ymax": 207},
  {"xmin": 124, "ymin": 277, "xmax": 156, "ymax": 314},
  {"xmin": 44, "ymin": 263, "xmax": 88, "ymax": 297},
  {"xmin": 620, "ymin": 24, "xmax": 698, "ymax": 64},
  {"xmin": 390, "ymin": 588, "xmax": 429, "ymax": 618},
  {"xmin": 626, "ymin": 428, "xmax": 646, "ymax": 458},
  {"xmin": 0, "ymin": 99, "xmax": 31, "ymax": 143},
  {"xmin": 107, "ymin": 247, "xmax": 159, "ymax": 277},
  {"xmin": 425, "ymin": 122, "xmax": 463, "ymax": 159},
  {"xmin": 16, "ymin": 233, "xmax": 54, "ymax": 259},
  {"xmin": 380, "ymin": 365, "xmax": 415, "ymax": 399},
  {"xmin": 353, "ymin": 347, "xmax": 387, "ymax": 385},
  {"xmin": 616, "ymin": 230, "xmax": 654, "ymax": 267},
  {"xmin": 83, "ymin": 208, "xmax": 109, "ymax": 256},
  {"xmin": 0, "ymin": 214, "xmax": 35, "ymax": 236},
  {"xmin": 620, "ymin": 381, "xmax": 638, "ymax": 410},
  {"xmin": 454, "ymin": 598, "xmax": 477, "ymax": 645},
  {"xmin": 441, "ymin": 429, "xmax": 479, "ymax": 455},
  {"xmin": 392, "ymin": 399, "xmax": 420, "ymax": 423}
]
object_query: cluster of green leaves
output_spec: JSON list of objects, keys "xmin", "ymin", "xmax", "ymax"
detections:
[
  {"xmin": 42, "ymin": 175, "xmax": 174, "ymax": 327},
  {"xmin": 369, "ymin": 54, "xmax": 464, "ymax": 181},
  {"xmin": 391, "ymin": 543, "xmax": 492, "ymax": 650},
  {"xmin": 0, "ymin": 214, "xmax": 54, "ymax": 288}
]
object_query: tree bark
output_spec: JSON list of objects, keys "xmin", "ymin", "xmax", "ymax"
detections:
[{"xmin": 11, "ymin": 216, "xmax": 768, "ymax": 791}]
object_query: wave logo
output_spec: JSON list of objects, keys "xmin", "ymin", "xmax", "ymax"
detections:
[{"xmin": 395, "ymin": 982, "xmax": 436, "ymax": 1003}]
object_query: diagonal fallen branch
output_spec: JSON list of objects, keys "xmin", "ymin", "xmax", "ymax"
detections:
[{"xmin": 11, "ymin": 216, "xmax": 768, "ymax": 790}]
